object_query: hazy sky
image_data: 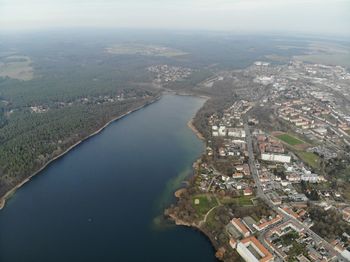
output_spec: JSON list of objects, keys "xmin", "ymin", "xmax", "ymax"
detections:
[{"xmin": 1, "ymin": 0, "xmax": 349, "ymax": 36}]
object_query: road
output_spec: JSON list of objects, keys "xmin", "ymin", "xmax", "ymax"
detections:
[
  {"xmin": 243, "ymin": 117, "xmax": 347, "ymax": 261},
  {"xmin": 243, "ymin": 118, "xmax": 275, "ymax": 210}
]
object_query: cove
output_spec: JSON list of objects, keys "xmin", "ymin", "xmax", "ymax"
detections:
[{"xmin": 0, "ymin": 94, "xmax": 218, "ymax": 262}]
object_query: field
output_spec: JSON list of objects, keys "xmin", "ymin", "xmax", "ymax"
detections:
[
  {"xmin": 0, "ymin": 55, "xmax": 33, "ymax": 80},
  {"xmin": 274, "ymin": 132, "xmax": 319, "ymax": 169},
  {"xmin": 293, "ymin": 41, "xmax": 350, "ymax": 68},
  {"xmin": 219, "ymin": 195, "xmax": 253, "ymax": 206},
  {"xmin": 105, "ymin": 44, "xmax": 187, "ymax": 57},
  {"xmin": 296, "ymin": 151, "xmax": 320, "ymax": 170},
  {"xmin": 192, "ymin": 194, "xmax": 218, "ymax": 216},
  {"xmin": 276, "ymin": 133, "xmax": 304, "ymax": 146}
]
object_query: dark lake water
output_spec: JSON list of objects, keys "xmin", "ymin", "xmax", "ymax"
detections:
[{"xmin": 0, "ymin": 95, "xmax": 218, "ymax": 262}]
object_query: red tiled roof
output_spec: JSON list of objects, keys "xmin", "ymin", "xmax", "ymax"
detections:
[
  {"xmin": 241, "ymin": 236, "xmax": 273, "ymax": 262},
  {"xmin": 232, "ymin": 218, "xmax": 250, "ymax": 235}
]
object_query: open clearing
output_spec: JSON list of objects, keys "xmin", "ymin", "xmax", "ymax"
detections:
[
  {"xmin": 105, "ymin": 44, "xmax": 187, "ymax": 57},
  {"xmin": 192, "ymin": 194, "xmax": 218, "ymax": 216},
  {"xmin": 0, "ymin": 55, "xmax": 33, "ymax": 81},
  {"xmin": 273, "ymin": 132, "xmax": 308, "ymax": 150},
  {"xmin": 293, "ymin": 41, "xmax": 350, "ymax": 68},
  {"xmin": 219, "ymin": 195, "xmax": 253, "ymax": 206},
  {"xmin": 296, "ymin": 151, "xmax": 320, "ymax": 170},
  {"xmin": 273, "ymin": 132, "xmax": 319, "ymax": 169},
  {"xmin": 276, "ymin": 133, "xmax": 304, "ymax": 146}
]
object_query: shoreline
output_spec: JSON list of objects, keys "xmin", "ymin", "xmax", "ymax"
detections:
[
  {"xmin": 0, "ymin": 96, "xmax": 160, "ymax": 210},
  {"xmin": 166, "ymin": 212, "xmax": 220, "ymax": 260},
  {"xmin": 187, "ymin": 119, "xmax": 205, "ymax": 141},
  {"xmin": 163, "ymin": 89, "xmax": 211, "ymax": 101},
  {"xmin": 166, "ymin": 93, "xmax": 225, "ymax": 260},
  {"xmin": 178, "ymin": 90, "xmax": 209, "ymax": 141},
  {"xmin": 164, "ymin": 89, "xmax": 210, "ymax": 141}
]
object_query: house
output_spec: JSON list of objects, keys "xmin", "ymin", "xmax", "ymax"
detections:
[
  {"xmin": 301, "ymin": 173, "xmax": 319, "ymax": 183},
  {"xmin": 342, "ymin": 207, "xmax": 350, "ymax": 222},
  {"xmin": 253, "ymin": 215, "xmax": 282, "ymax": 231},
  {"xmin": 242, "ymin": 164, "xmax": 251, "ymax": 176},
  {"xmin": 244, "ymin": 188, "xmax": 253, "ymax": 196},
  {"xmin": 227, "ymin": 128, "xmax": 246, "ymax": 138},
  {"xmin": 242, "ymin": 216, "xmax": 257, "ymax": 233},
  {"xmin": 229, "ymin": 238, "xmax": 237, "ymax": 249},
  {"xmin": 219, "ymin": 147, "xmax": 226, "ymax": 157},
  {"xmin": 259, "ymin": 174, "xmax": 270, "ymax": 183},
  {"xmin": 268, "ymin": 192, "xmax": 282, "ymax": 205},
  {"xmin": 231, "ymin": 218, "xmax": 251, "ymax": 238},
  {"xmin": 286, "ymin": 173, "xmax": 301, "ymax": 182},
  {"xmin": 261, "ymin": 153, "xmax": 291, "ymax": 163},
  {"xmin": 289, "ymin": 193, "xmax": 308, "ymax": 202},
  {"xmin": 219, "ymin": 126, "xmax": 227, "ymax": 136},
  {"xmin": 235, "ymin": 165, "xmax": 244, "ymax": 172},
  {"xmin": 233, "ymin": 172, "xmax": 244, "ymax": 179}
]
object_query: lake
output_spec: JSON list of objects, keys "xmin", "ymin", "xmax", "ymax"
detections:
[{"xmin": 0, "ymin": 94, "xmax": 218, "ymax": 262}]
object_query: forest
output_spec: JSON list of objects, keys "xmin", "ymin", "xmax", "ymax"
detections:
[
  {"xmin": 0, "ymin": 30, "xmax": 311, "ymax": 199},
  {"xmin": 0, "ymin": 33, "xmax": 165, "ymax": 198}
]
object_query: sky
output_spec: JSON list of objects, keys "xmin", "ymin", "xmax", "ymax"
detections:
[{"xmin": 0, "ymin": 0, "xmax": 349, "ymax": 36}]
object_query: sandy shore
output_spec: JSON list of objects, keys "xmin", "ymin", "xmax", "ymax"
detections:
[
  {"xmin": 0, "ymin": 97, "xmax": 160, "ymax": 210},
  {"xmin": 187, "ymin": 119, "xmax": 205, "ymax": 141},
  {"xmin": 174, "ymin": 188, "xmax": 187, "ymax": 198}
]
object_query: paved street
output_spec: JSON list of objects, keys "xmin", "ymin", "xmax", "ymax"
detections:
[{"xmin": 243, "ymin": 117, "xmax": 347, "ymax": 261}]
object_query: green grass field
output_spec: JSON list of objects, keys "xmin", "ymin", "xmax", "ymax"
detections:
[
  {"xmin": 219, "ymin": 195, "xmax": 253, "ymax": 206},
  {"xmin": 239, "ymin": 196, "xmax": 254, "ymax": 205},
  {"xmin": 277, "ymin": 134, "xmax": 304, "ymax": 146},
  {"xmin": 297, "ymin": 151, "xmax": 320, "ymax": 169},
  {"xmin": 192, "ymin": 194, "xmax": 218, "ymax": 216}
]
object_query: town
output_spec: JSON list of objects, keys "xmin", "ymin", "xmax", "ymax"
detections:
[
  {"xmin": 166, "ymin": 60, "xmax": 350, "ymax": 262},
  {"xmin": 148, "ymin": 64, "xmax": 193, "ymax": 83}
]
